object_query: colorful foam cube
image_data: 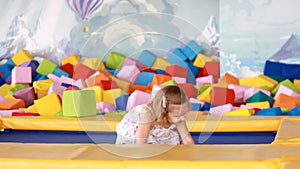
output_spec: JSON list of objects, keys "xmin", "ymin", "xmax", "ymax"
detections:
[
  {"xmin": 33, "ymin": 79, "xmax": 53, "ymax": 99},
  {"xmin": 59, "ymin": 63, "xmax": 74, "ymax": 77},
  {"xmin": 177, "ymin": 83, "xmax": 198, "ymax": 98},
  {"xmin": 116, "ymin": 65, "xmax": 140, "ymax": 83},
  {"xmin": 239, "ymin": 77, "xmax": 256, "ymax": 88},
  {"xmin": 184, "ymin": 62, "xmax": 199, "ymax": 78},
  {"xmin": 243, "ymin": 87, "xmax": 271, "ymax": 102},
  {"xmin": 272, "ymin": 79, "xmax": 300, "ymax": 96},
  {"xmin": 204, "ymin": 61, "xmax": 220, "ymax": 82},
  {"xmin": 196, "ymin": 75, "xmax": 214, "ymax": 86},
  {"xmin": 59, "ymin": 76, "xmax": 76, "ymax": 86},
  {"xmin": 210, "ymin": 87, "xmax": 235, "ymax": 106},
  {"xmin": 61, "ymin": 54, "xmax": 79, "ymax": 66},
  {"xmin": 126, "ymin": 90, "xmax": 151, "ymax": 111},
  {"xmin": 112, "ymin": 76, "xmax": 130, "ymax": 93},
  {"xmin": 21, "ymin": 60, "xmax": 38, "ymax": 78},
  {"xmin": 115, "ymin": 94, "xmax": 129, "ymax": 111},
  {"xmin": 246, "ymin": 91, "xmax": 274, "ymax": 106},
  {"xmin": 0, "ymin": 98, "xmax": 25, "ymax": 110},
  {"xmin": 246, "ymin": 101, "xmax": 270, "ymax": 109},
  {"xmin": 73, "ymin": 63, "xmax": 97, "ymax": 80},
  {"xmin": 162, "ymin": 79, "xmax": 177, "ymax": 86},
  {"xmin": 53, "ymin": 67, "xmax": 70, "ymax": 77},
  {"xmin": 36, "ymin": 58, "xmax": 58, "ymax": 75},
  {"xmin": 106, "ymin": 52, "xmax": 125, "ymax": 70},
  {"xmin": 134, "ymin": 72, "xmax": 155, "ymax": 86},
  {"xmin": 82, "ymin": 58, "xmax": 105, "ymax": 70},
  {"xmin": 83, "ymin": 86, "xmax": 103, "ymax": 102},
  {"xmin": 263, "ymin": 60, "xmax": 283, "ymax": 77},
  {"xmin": 219, "ymin": 72, "xmax": 239, "ymax": 85},
  {"xmin": 11, "ymin": 50, "xmax": 33, "ymax": 66},
  {"xmin": 122, "ymin": 57, "xmax": 148, "ymax": 71},
  {"xmin": 274, "ymin": 85, "xmax": 300, "ymax": 100},
  {"xmin": 282, "ymin": 62, "xmax": 300, "ymax": 80},
  {"xmin": 165, "ymin": 64, "xmax": 188, "ymax": 78},
  {"xmin": 273, "ymin": 93, "xmax": 300, "ymax": 110},
  {"xmin": 193, "ymin": 53, "xmax": 213, "ymax": 68},
  {"xmin": 0, "ymin": 63, "xmax": 12, "ymax": 80},
  {"xmin": 209, "ymin": 103, "xmax": 235, "ymax": 116},
  {"xmin": 73, "ymin": 79, "xmax": 87, "ymax": 89},
  {"xmin": 181, "ymin": 40, "xmax": 203, "ymax": 61},
  {"xmin": 294, "ymin": 79, "xmax": 300, "ymax": 91},
  {"xmin": 96, "ymin": 102, "xmax": 116, "ymax": 113},
  {"xmin": 202, "ymin": 102, "xmax": 211, "ymax": 111},
  {"xmin": 11, "ymin": 66, "xmax": 32, "ymax": 84},
  {"xmin": 103, "ymin": 88, "xmax": 123, "ymax": 104},
  {"xmin": 197, "ymin": 86, "xmax": 212, "ymax": 103},
  {"xmin": 129, "ymin": 83, "xmax": 151, "ymax": 94},
  {"xmin": 8, "ymin": 84, "xmax": 27, "ymax": 95},
  {"xmin": 13, "ymin": 87, "xmax": 35, "ymax": 107},
  {"xmin": 255, "ymin": 107, "xmax": 282, "ymax": 116},
  {"xmin": 62, "ymin": 90, "xmax": 97, "ymax": 117},
  {"xmin": 151, "ymin": 84, "xmax": 164, "ymax": 99},
  {"xmin": 34, "ymin": 93, "xmax": 62, "ymax": 116},
  {"xmin": 138, "ymin": 50, "xmax": 157, "ymax": 68},
  {"xmin": 172, "ymin": 76, "xmax": 186, "ymax": 84},
  {"xmin": 228, "ymin": 84, "xmax": 248, "ymax": 103},
  {"xmin": 223, "ymin": 108, "xmax": 253, "ymax": 116},
  {"xmin": 253, "ymin": 75, "xmax": 278, "ymax": 91},
  {"xmin": 47, "ymin": 73, "xmax": 60, "ymax": 83},
  {"xmin": 189, "ymin": 98, "xmax": 203, "ymax": 111},
  {"xmin": 98, "ymin": 79, "xmax": 118, "ymax": 90},
  {"xmin": 85, "ymin": 72, "xmax": 108, "ymax": 87},
  {"xmin": 152, "ymin": 57, "xmax": 170, "ymax": 70},
  {"xmin": 150, "ymin": 74, "xmax": 172, "ymax": 86},
  {"xmin": 47, "ymin": 81, "xmax": 67, "ymax": 97},
  {"xmin": 170, "ymin": 48, "xmax": 187, "ymax": 61}
]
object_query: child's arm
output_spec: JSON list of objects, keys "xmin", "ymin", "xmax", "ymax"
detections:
[
  {"xmin": 135, "ymin": 122, "xmax": 152, "ymax": 144},
  {"xmin": 176, "ymin": 120, "xmax": 195, "ymax": 145}
]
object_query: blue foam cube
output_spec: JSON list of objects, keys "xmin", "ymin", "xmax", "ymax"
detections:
[
  {"xmin": 0, "ymin": 76, "xmax": 5, "ymax": 86},
  {"xmin": 134, "ymin": 72, "xmax": 155, "ymax": 86},
  {"xmin": 115, "ymin": 94, "xmax": 129, "ymax": 111},
  {"xmin": 202, "ymin": 102, "xmax": 211, "ymax": 111},
  {"xmin": 53, "ymin": 67, "xmax": 70, "ymax": 77},
  {"xmin": 156, "ymin": 69, "xmax": 165, "ymax": 74},
  {"xmin": 172, "ymin": 48, "xmax": 187, "ymax": 61},
  {"xmin": 190, "ymin": 102, "xmax": 202, "ymax": 111},
  {"xmin": 0, "ymin": 64, "xmax": 12, "ymax": 79},
  {"xmin": 255, "ymin": 107, "xmax": 282, "ymax": 116},
  {"xmin": 138, "ymin": 50, "xmax": 157, "ymax": 68},
  {"xmin": 282, "ymin": 63, "xmax": 300, "ymax": 81},
  {"xmin": 167, "ymin": 52, "xmax": 186, "ymax": 67},
  {"xmin": 263, "ymin": 60, "xmax": 283, "ymax": 77},
  {"xmin": 285, "ymin": 106, "xmax": 300, "ymax": 116},
  {"xmin": 181, "ymin": 40, "xmax": 203, "ymax": 61}
]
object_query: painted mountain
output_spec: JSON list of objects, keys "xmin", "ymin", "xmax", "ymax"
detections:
[{"xmin": 269, "ymin": 34, "xmax": 300, "ymax": 61}]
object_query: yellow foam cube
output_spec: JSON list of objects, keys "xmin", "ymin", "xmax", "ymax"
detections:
[
  {"xmin": 61, "ymin": 54, "xmax": 80, "ymax": 66},
  {"xmin": 0, "ymin": 84, "xmax": 12, "ymax": 96},
  {"xmin": 103, "ymin": 88, "xmax": 124, "ymax": 104},
  {"xmin": 82, "ymin": 58, "xmax": 105, "ymax": 70},
  {"xmin": 197, "ymin": 86, "xmax": 212, "ymax": 103},
  {"xmin": 33, "ymin": 79, "xmax": 53, "ymax": 99},
  {"xmin": 253, "ymin": 75, "xmax": 277, "ymax": 91},
  {"xmin": 83, "ymin": 86, "xmax": 103, "ymax": 102},
  {"xmin": 4, "ymin": 95, "xmax": 15, "ymax": 99},
  {"xmin": 152, "ymin": 57, "xmax": 170, "ymax": 70},
  {"xmin": 34, "ymin": 93, "xmax": 62, "ymax": 116},
  {"xmin": 246, "ymin": 101, "xmax": 270, "ymax": 109},
  {"xmin": 11, "ymin": 50, "xmax": 33, "ymax": 66},
  {"xmin": 27, "ymin": 104, "xmax": 38, "ymax": 113},
  {"xmin": 224, "ymin": 108, "xmax": 253, "ymax": 116},
  {"xmin": 239, "ymin": 76, "xmax": 256, "ymax": 87},
  {"xmin": 112, "ymin": 76, "xmax": 130, "ymax": 93},
  {"xmin": 193, "ymin": 53, "xmax": 213, "ymax": 68},
  {"xmin": 294, "ymin": 79, "xmax": 300, "ymax": 91}
]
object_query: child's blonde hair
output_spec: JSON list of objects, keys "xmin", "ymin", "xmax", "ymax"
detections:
[{"xmin": 149, "ymin": 85, "xmax": 190, "ymax": 126}]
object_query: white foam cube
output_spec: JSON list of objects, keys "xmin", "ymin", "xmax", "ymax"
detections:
[
  {"xmin": 274, "ymin": 85, "xmax": 300, "ymax": 99},
  {"xmin": 196, "ymin": 75, "xmax": 214, "ymax": 86},
  {"xmin": 209, "ymin": 103, "xmax": 235, "ymax": 116},
  {"xmin": 96, "ymin": 102, "xmax": 117, "ymax": 113},
  {"xmin": 116, "ymin": 65, "xmax": 140, "ymax": 83}
]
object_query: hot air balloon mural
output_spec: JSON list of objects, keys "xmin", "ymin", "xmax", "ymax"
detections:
[{"xmin": 66, "ymin": 0, "xmax": 104, "ymax": 32}]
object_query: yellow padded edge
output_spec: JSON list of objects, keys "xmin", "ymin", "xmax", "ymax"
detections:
[{"xmin": 1, "ymin": 115, "xmax": 284, "ymax": 132}]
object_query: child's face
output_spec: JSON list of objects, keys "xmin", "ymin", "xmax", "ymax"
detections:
[{"xmin": 167, "ymin": 103, "xmax": 189, "ymax": 124}]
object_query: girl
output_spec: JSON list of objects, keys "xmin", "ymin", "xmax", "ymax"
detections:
[{"xmin": 115, "ymin": 85, "xmax": 194, "ymax": 145}]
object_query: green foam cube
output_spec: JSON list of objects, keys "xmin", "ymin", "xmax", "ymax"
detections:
[
  {"xmin": 106, "ymin": 52, "xmax": 125, "ymax": 70},
  {"xmin": 36, "ymin": 58, "xmax": 58, "ymax": 75},
  {"xmin": 272, "ymin": 79, "xmax": 300, "ymax": 95},
  {"xmin": 62, "ymin": 90, "xmax": 97, "ymax": 117}
]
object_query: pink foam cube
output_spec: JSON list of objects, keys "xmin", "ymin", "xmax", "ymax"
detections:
[
  {"xmin": 122, "ymin": 57, "xmax": 148, "ymax": 71},
  {"xmin": 172, "ymin": 76, "xmax": 186, "ymax": 84},
  {"xmin": 240, "ymin": 104, "xmax": 264, "ymax": 110},
  {"xmin": 59, "ymin": 76, "xmax": 76, "ymax": 86},
  {"xmin": 196, "ymin": 75, "xmax": 214, "ymax": 86},
  {"xmin": 274, "ymin": 85, "xmax": 300, "ymax": 100},
  {"xmin": 13, "ymin": 87, "xmax": 35, "ymax": 107},
  {"xmin": 47, "ymin": 81, "xmax": 67, "ymax": 97},
  {"xmin": 0, "ymin": 109, "xmax": 25, "ymax": 117},
  {"xmin": 126, "ymin": 90, "xmax": 151, "ymax": 111},
  {"xmin": 243, "ymin": 87, "xmax": 271, "ymax": 102},
  {"xmin": 178, "ymin": 83, "xmax": 199, "ymax": 98},
  {"xmin": 96, "ymin": 102, "xmax": 117, "ymax": 113},
  {"xmin": 116, "ymin": 65, "xmax": 140, "ymax": 83},
  {"xmin": 47, "ymin": 73, "xmax": 60, "ymax": 82},
  {"xmin": 209, "ymin": 104, "xmax": 235, "ymax": 116},
  {"xmin": 73, "ymin": 79, "xmax": 87, "ymax": 89},
  {"xmin": 11, "ymin": 66, "xmax": 32, "ymax": 84},
  {"xmin": 228, "ymin": 84, "xmax": 249, "ymax": 103}
]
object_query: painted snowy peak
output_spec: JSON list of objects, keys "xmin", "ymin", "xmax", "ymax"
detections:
[
  {"xmin": 269, "ymin": 34, "xmax": 300, "ymax": 61},
  {"xmin": 199, "ymin": 16, "xmax": 219, "ymax": 57}
]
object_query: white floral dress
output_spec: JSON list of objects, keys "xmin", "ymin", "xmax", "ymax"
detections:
[{"xmin": 115, "ymin": 104, "xmax": 181, "ymax": 144}]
